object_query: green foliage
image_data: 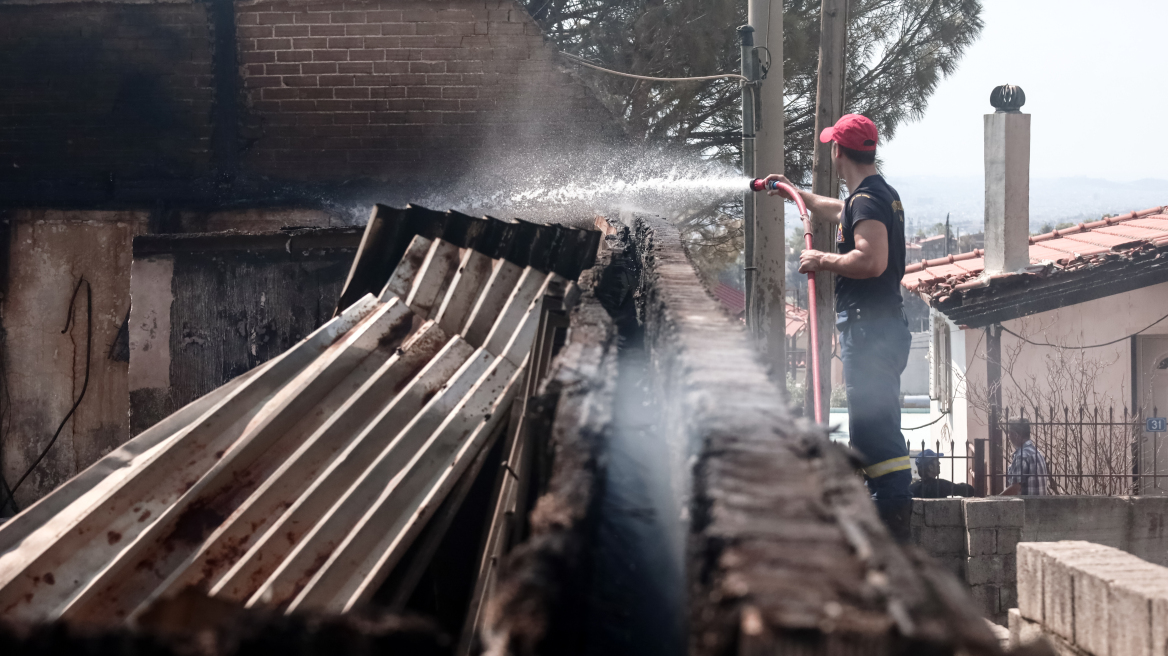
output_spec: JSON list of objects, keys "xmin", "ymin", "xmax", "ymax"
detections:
[
  {"xmin": 830, "ymin": 383, "xmax": 848, "ymax": 408},
  {"xmin": 787, "ymin": 372, "xmax": 807, "ymax": 405},
  {"xmin": 522, "ymin": 0, "xmax": 985, "ymax": 185}
]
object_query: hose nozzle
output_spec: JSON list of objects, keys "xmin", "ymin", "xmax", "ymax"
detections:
[{"xmin": 750, "ymin": 178, "xmax": 778, "ymax": 192}]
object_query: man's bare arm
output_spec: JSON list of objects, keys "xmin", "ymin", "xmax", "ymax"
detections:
[
  {"xmin": 799, "ymin": 219, "xmax": 888, "ymax": 279},
  {"xmin": 761, "ymin": 173, "xmax": 844, "ymax": 225}
]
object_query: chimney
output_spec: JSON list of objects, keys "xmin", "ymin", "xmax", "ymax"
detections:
[{"xmin": 983, "ymin": 84, "xmax": 1030, "ymax": 274}]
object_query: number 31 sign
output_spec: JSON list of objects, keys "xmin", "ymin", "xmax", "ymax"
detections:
[{"xmin": 1147, "ymin": 418, "xmax": 1167, "ymax": 433}]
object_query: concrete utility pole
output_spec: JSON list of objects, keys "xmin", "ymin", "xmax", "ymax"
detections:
[
  {"xmin": 747, "ymin": 0, "xmax": 785, "ymax": 375},
  {"xmin": 807, "ymin": 0, "xmax": 847, "ymax": 420},
  {"xmin": 983, "ymin": 83, "xmax": 1029, "ymax": 494},
  {"xmin": 740, "ymin": 25, "xmax": 758, "ymax": 331}
]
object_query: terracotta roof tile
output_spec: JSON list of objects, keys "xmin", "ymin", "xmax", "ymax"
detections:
[{"xmin": 901, "ymin": 205, "xmax": 1168, "ymax": 301}]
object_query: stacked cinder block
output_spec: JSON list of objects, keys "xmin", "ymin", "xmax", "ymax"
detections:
[
  {"xmin": 1014, "ymin": 541, "xmax": 1168, "ymax": 656},
  {"xmin": 965, "ymin": 498, "xmax": 1024, "ymax": 623},
  {"xmin": 911, "ymin": 498, "xmax": 966, "ymax": 579}
]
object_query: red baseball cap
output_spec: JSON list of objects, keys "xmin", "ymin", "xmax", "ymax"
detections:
[{"xmin": 819, "ymin": 114, "xmax": 878, "ymax": 151}]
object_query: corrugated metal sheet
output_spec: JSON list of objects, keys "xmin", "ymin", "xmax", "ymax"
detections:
[{"xmin": 0, "ymin": 206, "xmax": 598, "ymax": 628}]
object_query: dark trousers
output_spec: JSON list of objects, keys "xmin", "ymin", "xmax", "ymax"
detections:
[{"xmin": 839, "ymin": 314, "xmax": 913, "ymax": 540}]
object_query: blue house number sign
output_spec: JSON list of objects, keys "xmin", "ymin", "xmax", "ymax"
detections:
[{"xmin": 1148, "ymin": 418, "xmax": 1167, "ymax": 433}]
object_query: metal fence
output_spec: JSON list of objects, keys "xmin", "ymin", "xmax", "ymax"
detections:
[
  {"xmin": 992, "ymin": 406, "xmax": 1143, "ymax": 496},
  {"xmin": 906, "ymin": 405, "xmax": 1158, "ymax": 497}
]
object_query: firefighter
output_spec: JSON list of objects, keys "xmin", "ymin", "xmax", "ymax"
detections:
[{"xmin": 762, "ymin": 113, "xmax": 912, "ymax": 542}]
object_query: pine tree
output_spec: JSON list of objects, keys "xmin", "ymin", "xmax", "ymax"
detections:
[{"xmin": 523, "ymin": 0, "xmax": 984, "ymax": 185}]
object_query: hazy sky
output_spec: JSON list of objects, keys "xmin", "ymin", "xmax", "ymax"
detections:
[{"xmin": 879, "ymin": 0, "xmax": 1168, "ymax": 182}]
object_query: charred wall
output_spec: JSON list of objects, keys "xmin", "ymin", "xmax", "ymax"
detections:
[
  {"xmin": 128, "ymin": 228, "xmax": 361, "ymax": 434},
  {"xmin": 0, "ymin": 3, "xmax": 215, "ymax": 187}
]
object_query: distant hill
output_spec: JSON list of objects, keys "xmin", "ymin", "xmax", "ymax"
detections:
[{"xmin": 888, "ymin": 175, "xmax": 1168, "ymax": 236}]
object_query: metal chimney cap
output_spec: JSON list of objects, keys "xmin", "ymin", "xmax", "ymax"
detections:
[{"xmin": 990, "ymin": 84, "xmax": 1026, "ymax": 113}]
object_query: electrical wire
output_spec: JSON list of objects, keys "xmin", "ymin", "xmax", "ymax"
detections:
[
  {"xmin": 0, "ymin": 278, "xmax": 92, "ymax": 512},
  {"xmin": 903, "ymin": 410, "xmax": 949, "ymax": 431},
  {"xmin": 558, "ymin": 52, "xmax": 749, "ymax": 84},
  {"xmin": 1000, "ymin": 309, "xmax": 1168, "ymax": 350}
]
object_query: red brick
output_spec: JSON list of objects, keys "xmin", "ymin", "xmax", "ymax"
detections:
[
  {"xmin": 436, "ymin": 9, "xmax": 477, "ymax": 22},
  {"xmin": 416, "ymin": 22, "xmax": 455, "ymax": 36},
  {"xmin": 405, "ymin": 111, "xmax": 443, "ymax": 124},
  {"xmin": 238, "ymin": 25, "xmax": 274, "ymax": 38},
  {"xmin": 262, "ymin": 87, "xmax": 298, "ymax": 100},
  {"xmin": 488, "ymin": 21, "xmax": 526, "ymax": 36},
  {"xmin": 242, "ymin": 50, "xmax": 277, "ymax": 64},
  {"xmin": 487, "ymin": 10, "xmax": 511, "ymax": 21},
  {"xmin": 433, "ymin": 36, "xmax": 464, "ymax": 48},
  {"xmin": 366, "ymin": 10, "xmax": 403, "ymax": 22},
  {"xmin": 363, "ymin": 36, "xmax": 401, "ymax": 49},
  {"xmin": 320, "ymin": 74, "xmax": 355, "ymax": 86},
  {"xmin": 379, "ymin": 23, "xmax": 415, "ymax": 35},
  {"xmin": 442, "ymin": 86, "xmax": 477, "ymax": 99},
  {"xmin": 334, "ymin": 112, "xmax": 370, "ymax": 124},
  {"xmin": 294, "ymin": 13, "xmax": 332, "ymax": 24},
  {"xmin": 373, "ymin": 61, "xmax": 409, "ymax": 74},
  {"xmin": 415, "ymin": 49, "xmax": 462, "ymax": 61},
  {"xmin": 344, "ymin": 24, "xmax": 380, "ymax": 36},
  {"xmin": 293, "ymin": 37, "xmax": 329, "ymax": 49},
  {"xmin": 256, "ymin": 38, "xmax": 292, "ymax": 51},
  {"xmin": 446, "ymin": 60, "xmax": 483, "ymax": 74},
  {"xmin": 274, "ymin": 25, "xmax": 310, "ymax": 37},
  {"xmin": 302, "ymin": 62, "xmax": 338, "ymax": 74},
  {"xmin": 474, "ymin": 22, "xmax": 488, "ymax": 35},
  {"xmin": 327, "ymin": 36, "xmax": 364, "ymax": 49},
  {"xmin": 338, "ymin": 62, "xmax": 374, "ymax": 74},
  {"xmin": 350, "ymin": 100, "xmax": 387, "ymax": 112},
  {"xmin": 335, "ymin": 87, "xmax": 370, "ymax": 99},
  {"xmin": 409, "ymin": 61, "xmax": 445, "ymax": 74},
  {"xmin": 238, "ymin": 12, "xmax": 260, "ymax": 25},
  {"xmin": 282, "ymin": 75, "xmax": 319, "ymax": 87},
  {"xmin": 407, "ymin": 86, "xmax": 442, "ymax": 98},
  {"xmin": 460, "ymin": 99, "xmax": 497, "ymax": 111},
  {"xmin": 424, "ymin": 99, "xmax": 460, "ymax": 111},
  {"xmin": 370, "ymin": 86, "xmax": 407, "ymax": 99},
  {"xmin": 246, "ymin": 63, "xmax": 266, "ymax": 76},
  {"xmin": 312, "ymin": 125, "xmax": 352, "ymax": 138},
  {"xmin": 401, "ymin": 9, "xmax": 437, "ymax": 22},
  {"xmin": 313, "ymin": 49, "xmax": 350, "ymax": 62},
  {"xmin": 386, "ymin": 100, "xmax": 427, "ymax": 112},
  {"xmin": 266, "ymin": 63, "xmax": 302, "ymax": 75},
  {"xmin": 330, "ymin": 11, "xmax": 365, "ymax": 23},
  {"xmin": 276, "ymin": 50, "xmax": 313, "ymax": 62},
  {"xmin": 459, "ymin": 35, "xmax": 491, "ymax": 48},
  {"xmin": 316, "ymin": 100, "xmax": 353, "ymax": 112},
  {"xmin": 298, "ymin": 87, "xmax": 334, "ymax": 99},
  {"xmin": 281, "ymin": 100, "xmax": 318, "ymax": 112},
  {"xmin": 258, "ymin": 12, "xmax": 296, "ymax": 25},
  {"xmin": 399, "ymin": 35, "xmax": 437, "ymax": 48},
  {"xmin": 425, "ymin": 74, "xmax": 463, "ymax": 85},
  {"xmin": 309, "ymin": 24, "xmax": 347, "ymax": 37},
  {"xmin": 390, "ymin": 74, "xmax": 427, "ymax": 86},
  {"xmin": 348, "ymin": 49, "xmax": 385, "ymax": 61},
  {"xmin": 244, "ymin": 75, "xmax": 283, "ymax": 88},
  {"xmin": 252, "ymin": 100, "xmax": 282, "ymax": 112}
]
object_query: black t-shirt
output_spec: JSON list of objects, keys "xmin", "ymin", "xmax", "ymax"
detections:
[
  {"xmin": 835, "ymin": 175, "xmax": 907, "ymax": 313},
  {"xmin": 910, "ymin": 478, "xmax": 976, "ymax": 499}
]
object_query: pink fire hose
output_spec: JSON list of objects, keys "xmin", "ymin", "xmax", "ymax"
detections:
[{"xmin": 751, "ymin": 178, "xmax": 823, "ymax": 423}]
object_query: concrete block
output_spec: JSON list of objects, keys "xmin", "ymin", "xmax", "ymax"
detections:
[
  {"xmin": 1022, "ymin": 496, "xmax": 1131, "ymax": 548},
  {"xmin": 1107, "ymin": 577, "xmax": 1168, "ymax": 656},
  {"xmin": 966, "ymin": 498, "xmax": 1025, "ymax": 529},
  {"xmin": 1009, "ymin": 608, "xmax": 1048, "ymax": 649},
  {"xmin": 1151, "ymin": 596, "xmax": 1168, "ymax": 656},
  {"xmin": 971, "ymin": 583, "xmax": 1001, "ymax": 618},
  {"xmin": 1072, "ymin": 561, "xmax": 1161, "ymax": 656},
  {"xmin": 1018, "ymin": 543, "xmax": 1045, "ymax": 622},
  {"xmin": 935, "ymin": 554, "xmax": 966, "ymax": 580},
  {"xmin": 1128, "ymin": 497, "xmax": 1168, "ymax": 567},
  {"xmin": 924, "ymin": 498, "xmax": 965, "ymax": 527},
  {"xmin": 968, "ymin": 554, "xmax": 1017, "ymax": 585},
  {"xmin": 912, "ymin": 499, "xmax": 925, "ymax": 527},
  {"xmin": 919, "ymin": 526, "xmax": 965, "ymax": 556},
  {"xmin": 968, "ymin": 529, "xmax": 997, "ymax": 556},
  {"xmin": 998, "ymin": 528, "xmax": 1023, "ymax": 555},
  {"xmin": 1000, "ymin": 583, "xmax": 1018, "ymax": 611}
]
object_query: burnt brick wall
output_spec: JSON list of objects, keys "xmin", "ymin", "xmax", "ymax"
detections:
[
  {"xmin": 0, "ymin": 4, "xmax": 215, "ymax": 182},
  {"xmin": 235, "ymin": 0, "xmax": 624, "ymax": 183}
]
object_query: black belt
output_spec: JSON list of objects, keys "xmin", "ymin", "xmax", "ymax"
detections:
[{"xmin": 836, "ymin": 306, "xmax": 904, "ymax": 326}]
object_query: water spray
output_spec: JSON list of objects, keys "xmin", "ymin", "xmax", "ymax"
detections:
[{"xmin": 751, "ymin": 179, "xmax": 823, "ymax": 424}]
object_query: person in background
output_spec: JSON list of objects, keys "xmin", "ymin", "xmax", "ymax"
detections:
[
  {"xmin": 910, "ymin": 449, "xmax": 975, "ymax": 498},
  {"xmin": 1001, "ymin": 418, "xmax": 1052, "ymax": 496}
]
